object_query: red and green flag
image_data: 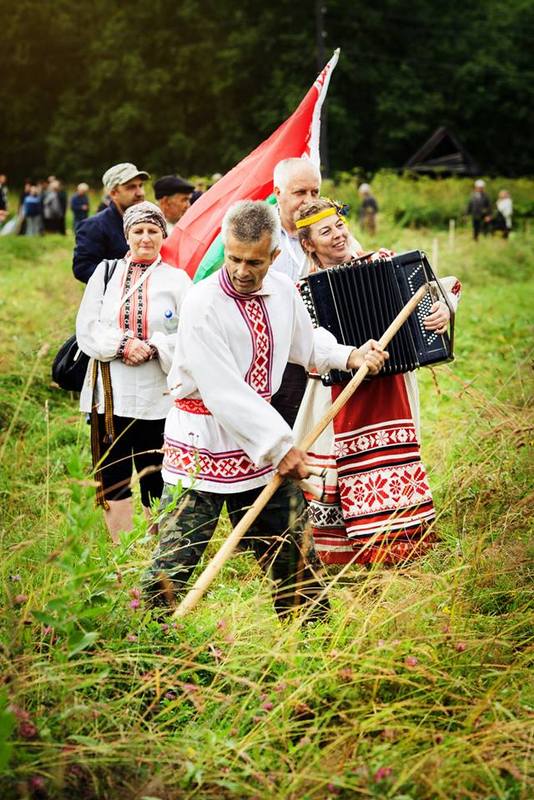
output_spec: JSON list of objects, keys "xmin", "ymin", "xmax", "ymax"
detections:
[{"xmin": 160, "ymin": 49, "xmax": 340, "ymax": 282}]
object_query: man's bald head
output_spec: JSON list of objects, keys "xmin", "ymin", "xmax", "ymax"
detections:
[{"xmin": 273, "ymin": 158, "xmax": 321, "ymax": 234}]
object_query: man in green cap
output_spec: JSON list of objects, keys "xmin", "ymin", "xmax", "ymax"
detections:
[{"xmin": 72, "ymin": 162, "xmax": 150, "ymax": 283}]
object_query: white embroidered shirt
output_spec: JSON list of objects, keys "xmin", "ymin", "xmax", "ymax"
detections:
[
  {"xmin": 77, "ymin": 257, "xmax": 191, "ymax": 419},
  {"xmin": 162, "ymin": 267, "xmax": 353, "ymax": 493}
]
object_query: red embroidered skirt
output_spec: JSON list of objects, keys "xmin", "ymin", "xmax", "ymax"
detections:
[{"xmin": 309, "ymin": 374, "xmax": 436, "ymax": 565}]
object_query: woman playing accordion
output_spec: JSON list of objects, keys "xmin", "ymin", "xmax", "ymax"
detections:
[{"xmin": 293, "ymin": 198, "xmax": 462, "ymax": 566}]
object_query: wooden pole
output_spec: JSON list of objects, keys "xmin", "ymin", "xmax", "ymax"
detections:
[
  {"xmin": 448, "ymin": 219, "xmax": 455, "ymax": 250},
  {"xmin": 432, "ymin": 237, "xmax": 439, "ymax": 273},
  {"xmin": 172, "ymin": 284, "xmax": 430, "ymax": 618}
]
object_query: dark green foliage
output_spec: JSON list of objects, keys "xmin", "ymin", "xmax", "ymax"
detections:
[{"xmin": 0, "ymin": 0, "xmax": 532, "ymax": 182}]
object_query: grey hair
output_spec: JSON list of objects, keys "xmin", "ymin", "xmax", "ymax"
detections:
[
  {"xmin": 273, "ymin": 157, "xmax": 321, "ymax": 192},
  {"xmin": 221, "ymin": 200, "xmax": 280, "ymax": 252}
]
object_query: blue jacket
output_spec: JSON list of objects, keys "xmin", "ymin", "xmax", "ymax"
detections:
[{"xmin": 72, "ymin": 202, "xmax": 127, "ymax": 283}]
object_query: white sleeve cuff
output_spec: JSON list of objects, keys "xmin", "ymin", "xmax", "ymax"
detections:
[{"xmin": 328, "ymin": 344, "xmax": 354, "ymax": 371}]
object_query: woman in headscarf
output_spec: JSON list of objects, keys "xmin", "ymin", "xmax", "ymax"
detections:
[
  {"xmin": 293, "ymin": 198, "xmax": 462, "ymax": 566},
  {"xmin": 76, "ymin": 201, "xmax": 191, "ymax": 542}
]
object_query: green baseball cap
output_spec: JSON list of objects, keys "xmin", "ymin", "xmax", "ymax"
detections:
[{"xmin": 102, "ymin": 162, "xmax": 150, "ymax": 191}]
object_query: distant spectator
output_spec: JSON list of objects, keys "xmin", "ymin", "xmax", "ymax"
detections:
[
  {"xmin": 0, "ymin": 174, "xmax": 8, "ymax": 212},
  {"xmin": 190, "ymin": 178, "xmax": 207, "ymax": 205},
  {"xmin": 57, "ymin": 180, "xmax": 68, "ymax": 234},
  {"xmin": 71, "ymin": 183, "xmax": 90, "ymax": 230},
  {"xmin": 97, "ymin": 194, "xmax": 111, "ymax": 212},
  {"xmin": 495, "ymin": 190, "xmax": 513, "ymax": 238},
  {"xmin": 358, "ymin": 182, "xmax": 379, "ymax": 235},
  {"xmin": 43, "ymin": 179, "xmax": 65, "ymax": 234},
  {"xmin": 467, "ymin": 179, "xmax": 492, "ymax": 241},
  {"xmin": 211, "ymin": 172, "xmax": 222, "ymax": 184},
  {"xmin": 22, "ymin": 185, "xmax": 43, "ymax": 236},
  {"xmin": 16, "ymin": 179, "xmax": 33, "ymax": 235},
  {"xmin": 72, "ymin": 162, "xmax": 149, "ymax": 283},
  {"xmin": 19, "ymin": 179, "xmax": 32, "ymax": 210},
  {"xmin": 154, "ymin": 174, "xmax": 194, "ymax": 233}
]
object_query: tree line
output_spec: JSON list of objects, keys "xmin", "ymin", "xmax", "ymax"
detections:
[{"xmin": 2, "ymin": 0, "xmax": 533, "ymax": 183}]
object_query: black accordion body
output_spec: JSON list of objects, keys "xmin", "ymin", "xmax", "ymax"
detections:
[{"xmin": 298, "ymin": 249, "xmax": 454, "ymax": 386}]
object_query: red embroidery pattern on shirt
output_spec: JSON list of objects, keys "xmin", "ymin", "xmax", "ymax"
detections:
[
  {"xmin": 163, "ymin": 437, "xmax": 272, "ymax": 484},
  {"xmin": 174, "ymin": 398, "xmax": 212, "ymax": 415},
  {"xmin": 219, "ymin": 269, "xmax": 273, "ymax": 399},
  {"xmin": 119, "ymin": 264, "xmax": 150, "ymax": 339},
  {"xmin": 234, "ymin": 297, "xmax": 273, "ymax": 398}
]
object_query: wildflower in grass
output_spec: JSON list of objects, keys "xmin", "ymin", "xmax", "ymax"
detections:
[
  {"xmin": 9, "ymin": 574, "xmax": 21, "ymax": 582},
  {"xmin": 455, "ymin": 641, "xmax": 467, "ymax": 652},
  {"xmin": 126, "ymin": 633, "xmax": 137, "ymax": 642},
  {"xmin": 129, "ymin": 598, "xmax": 140, "ymax": 610},
  {"xmin": 183, "ymin": 683, "xmax": 198, "ymax": 694},
  {"xmin": 13, "ymin": 594, "xmax": 28, "ymax": 605},
  {"xmin": 209, "ymin": 644, "xmax": 223, "ymax": 660},
  {"xmin": 216, "ymin": 618, "xmax": 227, "ymax": 629},
  {"xmin": 338, "ymin": 667, "xmax": 353, "ymax": 681},
  {"xmin": 68, "ymin": 763, "xmax": 85, "ymax": 779},
  {"xmin": 274, "ymin": 681, "xmax": 287, "ymax": 693},
  {"xmin": 299, "ymin": 736, "xmax": 312, "ymax": 746},
  {"xmin": 129, "ymin": 587, "xmax": 141, "ymax": 600},
  {"xmin": 405, "ymin": 655, "xmax": 418, "ymax": 668},
  {"xmin": 374, "ymin": 766, "xmax": 393, "ymax": 782},
  {"xmin": 29, "ymin": 775, "xmax": 45, "ymax": 791},
  {"xmin": 327, "ymin": 783, "xmax": 341, "ymax": 795},
  {"xmin": 165, "ymin": 690, "xmax": 177, "ymax": 700},
  {"xmin": 19, "ymin": 720, "xmax": 38, "ymax": 739},
  {"xmin": 262, "ymin": 700, "xmax": 274, "ymax": 711},
  {"xmin": 160, "ymin": 623, "xmax": 169, "ymax": 633}
]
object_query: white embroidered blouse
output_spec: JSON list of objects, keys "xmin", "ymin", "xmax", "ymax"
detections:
[
  {"xmin": 77, "ymin": 256, "xmax": 191, "ymax": 419},
  {"xmin": 162, "ymin": 267, "xmax": 354, "ymax": 493}
]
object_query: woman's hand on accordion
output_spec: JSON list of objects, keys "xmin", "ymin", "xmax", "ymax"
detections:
[
  {"xmin": 424, "ymin": 301, "xmax": 450, "ymax": 335},
  {"xmin": 347, "ymin": 340, "xmax": 389, "ymax": 375}
]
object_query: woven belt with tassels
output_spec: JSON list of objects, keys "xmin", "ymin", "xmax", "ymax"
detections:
[{"xmin": 90, "ymin": 359, "xmax": 115, "ymax": 509}]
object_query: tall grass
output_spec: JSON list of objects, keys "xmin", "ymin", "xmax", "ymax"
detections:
[{"xmin": 0, "ymin": 202, "xmax": 533, "ymax": 798}]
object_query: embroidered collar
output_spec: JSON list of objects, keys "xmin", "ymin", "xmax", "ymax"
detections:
[
  {"xmin": 218, "ymin": 267, "xmax": 275, "ymax": 299},
  {"xmin": 126, "ymin": 253, "xmax": 162, "ymax": 270}
]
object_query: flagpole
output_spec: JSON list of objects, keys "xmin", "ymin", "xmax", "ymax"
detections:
[{"xmin": 315, "ymin": 0, "xmax": 329, "ymax": 176}]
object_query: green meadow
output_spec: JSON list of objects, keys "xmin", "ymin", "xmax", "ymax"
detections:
[{"xmin": 0, "ymin": 186, "xmax": 533, "ymax": 799}]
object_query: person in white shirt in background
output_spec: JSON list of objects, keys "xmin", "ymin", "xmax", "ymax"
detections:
[
  {"xmin": 144, "ymin": 199, "xmax": 387, "ymax": 616},
  {"xmin": 270, "ymin": 158, "xmax": 322, "ymax": 427},
  {"xmin": 496, "ymin": 189, "xmax": 513, "ymax": 237},
  {"xmin": 76, "ymin": 201, "xmax": 191, "ymax": 542}
]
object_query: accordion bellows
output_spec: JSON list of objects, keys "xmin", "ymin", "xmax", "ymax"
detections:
[{"xmin": 299, "ymin": 250, "xmax": 454, "ymax": 386}]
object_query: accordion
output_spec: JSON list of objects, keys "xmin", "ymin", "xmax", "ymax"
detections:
[{"xmin": 298, "ymin": 249, "xmax": 454, "ymax": 386}]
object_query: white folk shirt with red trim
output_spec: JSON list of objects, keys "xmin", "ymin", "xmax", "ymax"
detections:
[
  {"xmin": 77, "ymin": 257, "xmax": 191, "ymax": 419},
  {"xmin": 162, "ymin": 267, "xmax": 354, "ymax": 494}
]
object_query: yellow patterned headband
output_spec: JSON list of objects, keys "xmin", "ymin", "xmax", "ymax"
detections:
[{"xmin": 295, "ymin": 206, "xmax": 341, "ymax": 230}]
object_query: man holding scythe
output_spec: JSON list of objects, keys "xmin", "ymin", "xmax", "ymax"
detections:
[{"xmin": 144, "ymin": 200, "xmax": 387, "ymax": 617}]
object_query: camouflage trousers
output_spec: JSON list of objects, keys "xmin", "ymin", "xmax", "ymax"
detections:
[{"xmin": 144, "ymin": 480, "xmax": 329, "ymax": 620}]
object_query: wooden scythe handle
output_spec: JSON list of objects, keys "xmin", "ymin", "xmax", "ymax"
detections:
[{"xmin": 172, "ymin": 284, "xmax": 429, "ymax": 618}]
